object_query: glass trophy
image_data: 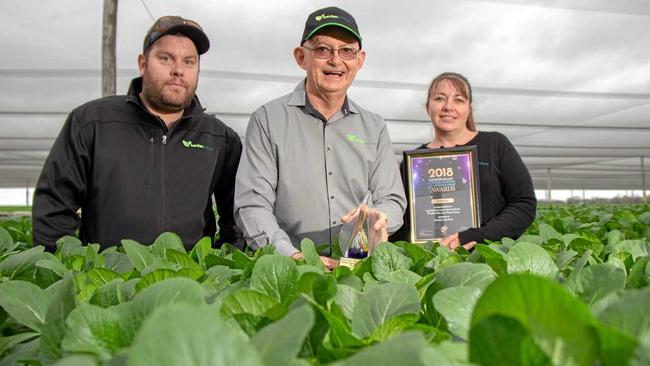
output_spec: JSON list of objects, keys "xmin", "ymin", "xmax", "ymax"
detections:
[{"xmin": 338, "ymin": 201, "xmax": 382, "ymax": 269}]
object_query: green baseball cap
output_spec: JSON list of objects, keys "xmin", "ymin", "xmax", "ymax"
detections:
[{"xmin": 301, "ymin": 7, "xmax": 362, "ymax": 48}]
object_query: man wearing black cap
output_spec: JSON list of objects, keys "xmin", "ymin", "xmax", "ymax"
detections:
[
  {"xmin": 235, "ymin": 7, "xmax": 406, "ymax": 267},
  {"xmin": 32, "ymin": 16, "xmax": 242, "ymax": 251}
]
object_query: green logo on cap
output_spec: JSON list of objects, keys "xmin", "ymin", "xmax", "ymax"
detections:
[{"xmin": 315, "ymin": 13, "xmax": 339, "ymax": 21}]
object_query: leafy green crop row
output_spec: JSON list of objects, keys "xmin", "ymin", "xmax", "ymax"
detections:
[
  {"xmin": 0, "ymin": 204, "xmax": 649, "ymax": 365},
  {"xmin": 0, "ymin": 217, "xmax": 31, "ymax": 246}
]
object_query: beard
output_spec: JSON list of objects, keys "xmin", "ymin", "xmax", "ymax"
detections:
[{"xmin": 141, "ymin": 76, "xmax": 197, "ymax": 114}]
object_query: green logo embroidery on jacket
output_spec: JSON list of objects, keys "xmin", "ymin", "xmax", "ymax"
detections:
[
  {"xmin": 346, "ymin": 134, "xmax": 366, "ymax": 144},
  {"xmin": 182, "ymin": 139, "xmax": 213, "ymax": 151},
  {"xmin": 315, "ymin": 13, "xmax": 339, "ymax": 21}
]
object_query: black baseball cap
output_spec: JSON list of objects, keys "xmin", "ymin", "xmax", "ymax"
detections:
[
  {"xmin": 143, "ymin": 16, "xmax": 210, "ymax": 55},
  {"xmin": 301, "ymin": 7, "xmax": 362, "ymax": 48}
]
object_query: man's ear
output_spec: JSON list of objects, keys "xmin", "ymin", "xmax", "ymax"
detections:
[
  {"xmin": 137, "ymin": 54, "xmax": 146, "ymax": 77},
  {"xmin": 356, "ymin": 49, "xmax": 366, "ymax": 70},
  {"xmin": 293, "ymin": 47, "xmax": 307, "ymax": 71}
]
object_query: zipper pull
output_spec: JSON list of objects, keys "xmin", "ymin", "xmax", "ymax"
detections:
[
  {"xmin": 149, "ymin": 136, "xmax": 154, "ymax": 144},
  {"xmin": 162, "ymin": 134, "xmax": 167, "ymax": 145}
]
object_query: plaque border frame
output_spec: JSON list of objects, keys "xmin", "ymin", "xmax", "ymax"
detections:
[{"xmin": 403, "ymin": 146, "xmax": 481, "ymax": 243}]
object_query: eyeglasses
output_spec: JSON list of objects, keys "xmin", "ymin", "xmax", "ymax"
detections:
[{"xmin": 302, "ymin": 45, "xmax": 359, "ymax": 60}]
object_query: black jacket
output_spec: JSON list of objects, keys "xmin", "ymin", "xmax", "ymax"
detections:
[
  {"xmin": 390, "ymin": 131, "xmax": 537, "ymax": 245},
  {"xmin": 33, "ymin": 78, "xmax": 242, "ymax": 251}
]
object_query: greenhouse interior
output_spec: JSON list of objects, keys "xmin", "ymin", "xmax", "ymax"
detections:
[{"xmin": 1, "ymin": 1, "xmax": 649, "ymax": 365}]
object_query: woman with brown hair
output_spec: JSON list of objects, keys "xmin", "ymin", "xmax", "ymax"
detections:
[{"xmin": 390, "ymin": 72, "xmax": 537, "ymax": 250}]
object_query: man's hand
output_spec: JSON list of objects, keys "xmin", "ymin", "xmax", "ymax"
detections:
[
  {"xmin": 340, "ymin": 204, "xmax": 366, "ymax": 224},
  {"xmin": 439, "ymin": 232, "xmax": 477, "ymax": 251},
  {"xmin": 368, "ymin": 209, "xmax": 389, "ymax": 243},
  {"xmin": 319, "ymin": 256, "xmax": 339, "ymax": 270},
  {"xmin": 291, "ymin": 252, "xmax": 338, "ymax": 270},
  {"xmin": 340, "ymin": 205, "xmax": 389, "ymax": 243}
]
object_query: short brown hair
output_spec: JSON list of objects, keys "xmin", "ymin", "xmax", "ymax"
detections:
[{"xmin": 426, "ymin": 72, "xmax": 476, "ymax": 132}]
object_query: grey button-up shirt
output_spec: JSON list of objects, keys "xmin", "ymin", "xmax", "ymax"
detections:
[{"xmin": 234, "ymin": 81, "xmax": 406, "ymax": 256}]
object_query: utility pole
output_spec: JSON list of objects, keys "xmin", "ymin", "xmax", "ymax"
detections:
[
  {"xmin": 642, "ymin": 156, "xmax": 647, "ymax": 203},
  {"xmin": 546, "ymin": 168, "xmax": 552, "ymax": 201},
  {"xmin": 102, "ymin": 0, "xmax": 118, "ymax": 96}
]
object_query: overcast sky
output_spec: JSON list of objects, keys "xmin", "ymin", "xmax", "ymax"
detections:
[
  {"xmin": 1, "ymin": 0, "xmax": 649, "ymax": 199},
  {"xmin": 3, "ymin": 0, "xmax": 649, "ymax": 108}
]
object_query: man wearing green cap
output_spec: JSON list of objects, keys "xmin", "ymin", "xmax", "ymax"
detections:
[
  {"xmin": 235, "ymin": 7, "xmax": 406, "ymax": 268},
  {"xmin": 33, "ymin": 16, "xmax": 242, "ymax": 251}
]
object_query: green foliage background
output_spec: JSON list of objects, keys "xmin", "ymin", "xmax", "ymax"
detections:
[{"xmin": 0, "ymin": 204, "xmax": 649, "ymax": 365}]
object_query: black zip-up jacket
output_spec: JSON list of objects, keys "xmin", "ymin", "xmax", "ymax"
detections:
[{"xmin": 32, "ymin": 77, "xmax": 242, "ymax": 251}]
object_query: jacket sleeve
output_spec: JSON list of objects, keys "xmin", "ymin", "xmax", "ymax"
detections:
[
  {"xmin": 214, "ymin": 128, "xmax": 243, "ymax": 247},
  {"xmin": 370, "ymin": 123, "xmax": 407, "ymax": 234},
  {"xmin": 233, "ymin": 110, "xmax": 299, "ymax": 257},
  {"xmin": 32, "ymin": 111, "xmax": 91, "ymax": 251},
  {"xmin": 459, "ymin": 135, "xmax": 537, "ymax": 244}
]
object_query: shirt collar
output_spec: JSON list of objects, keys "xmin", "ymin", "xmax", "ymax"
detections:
[{"xmin": 288, "ymin": 79, "xmax": 357, "ymax": 121}]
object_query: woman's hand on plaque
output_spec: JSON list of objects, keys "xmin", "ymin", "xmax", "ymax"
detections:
[{"xmin": 439, "ymin": 233, "xmax": 477, "ymax": 251}]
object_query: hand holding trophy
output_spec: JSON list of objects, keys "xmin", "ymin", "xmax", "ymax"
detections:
[{"xmin": 338, "ymin": 193, "xmax": 388, "ymax": 268}]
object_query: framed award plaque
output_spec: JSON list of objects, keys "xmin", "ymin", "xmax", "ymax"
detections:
[{"xmin": 403, "ymin": 146, "xmax": 481, "ymax": 243}]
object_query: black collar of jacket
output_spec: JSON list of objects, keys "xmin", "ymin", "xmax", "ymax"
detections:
[{"xmin": 125, "ymin": 77, "xmax": 205, "ymax": 119}]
